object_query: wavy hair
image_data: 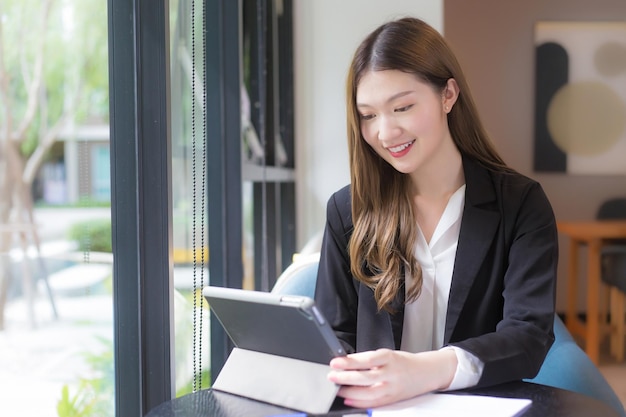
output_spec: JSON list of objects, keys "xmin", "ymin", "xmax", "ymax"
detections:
[{"xmin": 346, "ymin": 17, "xmax": 510, "ymax": 312}]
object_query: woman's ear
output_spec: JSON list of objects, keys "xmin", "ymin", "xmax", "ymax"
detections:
[{"xmin": 443, "ymin": 78, "xmax": 460, "ymax": 114}]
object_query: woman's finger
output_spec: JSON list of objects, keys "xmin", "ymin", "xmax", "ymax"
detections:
[
  {"xmin": 328, "ymin": 366, "xmax": 383, "ymax": 386},
  {"xmin": 330, "ymin": 348, "xmax": 393, "ymax": 370},
  {"xmin": 337, "ymin": 383, "xmax": 394, "ymax": 408}
]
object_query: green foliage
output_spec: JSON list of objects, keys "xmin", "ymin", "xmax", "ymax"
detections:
[
  {"xmin": 0, "ymin": 0, "xmax": 109, "ymax": 155},
  {"xmin": 176, "ymin": 369, "xmax": 211, "ymax": 398},
  {"xmin": 57, "ymin": 384, "xmax": 97, "ymax": 417},
  {"xmin": 35, "ymin": 199, "xmax": 111, "ymax": 209},
  {"xmin": 68, "ymin": 219, "xmax": 112, "ymax": 253},
  {"xmin": 54, "ymin": 327, "xmax": 213, "ymax": 417},
  {"xmin": 57, "ymin": 337, "xmax": 114, "ymax": 417},
  {"xmin": 69, "ymin": 1, "xmax": 110, "ymax": 122}
]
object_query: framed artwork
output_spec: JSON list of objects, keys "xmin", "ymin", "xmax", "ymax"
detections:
[{"xmin": 534, "ymin": 21, "xmax": 626, "ymax": 174}]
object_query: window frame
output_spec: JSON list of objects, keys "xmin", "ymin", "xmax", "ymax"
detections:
[
  {"xmin": 108, "ymin": 0, "xmax": 296, "ymax": 414},
  {"xmin": 108, "ymin": 0, "xmax": 174, "ymax": 414}
]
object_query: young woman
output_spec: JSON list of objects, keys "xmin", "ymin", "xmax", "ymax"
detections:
[{"xmin": 315, "ymin": 17, "xmax": 558, "ymax": 409}]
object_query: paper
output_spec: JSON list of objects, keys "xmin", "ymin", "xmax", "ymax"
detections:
[{"xmin": 372, "ymin": 393, "xmax": 531, "ymax": 417}]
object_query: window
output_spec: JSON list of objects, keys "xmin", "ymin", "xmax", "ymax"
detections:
[
  {"xmin": 109, "ymin": 0, "xmax": 296, "ymax": 414},
  {"xmin": 0, "ymin": 1, "xmax": 113, "ymax": 415},
  {"xmin": 168, "ymin": 0, "xmax": 296, "ymax": 393}
]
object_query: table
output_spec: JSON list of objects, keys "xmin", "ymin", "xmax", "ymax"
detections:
[
  {"xmin": 145, "ymin": 382, "xmax": 621, "ymax": 417},
  {"xmin": 557, "ymin": 220, "xmax": 626, "ymax": 364}
]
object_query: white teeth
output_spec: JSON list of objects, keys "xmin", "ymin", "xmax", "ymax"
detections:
[{"xmin": 389, "ymin": 140, "xmax": 414, "ymax": 153}]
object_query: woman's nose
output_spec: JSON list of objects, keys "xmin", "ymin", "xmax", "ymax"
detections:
[{"xmin": 377, "ymin": 116, "xmax": 402, "ymax": 142}]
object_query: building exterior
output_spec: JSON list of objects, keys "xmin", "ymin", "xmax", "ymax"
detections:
[{"xmin": 38, "ymin": 124, "xmax": 110, "ymax": 205}]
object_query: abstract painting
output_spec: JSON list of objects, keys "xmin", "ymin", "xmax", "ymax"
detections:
[{"xmin": 534, "ymin": 21, "xmax": 626, "ymax": 174}]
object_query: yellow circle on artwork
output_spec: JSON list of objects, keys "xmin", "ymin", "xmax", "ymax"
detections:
[{"xmin": 547, "ymin": 81, "xmax": 626, "ymax": 156}]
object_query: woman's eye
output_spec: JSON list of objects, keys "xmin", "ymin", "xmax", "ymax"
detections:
[
  {"xmin": 395, "ymin": 105, "xmax": 413, "ymax": 113},
  {"xmin": 360, "ymin": 113, "xmax": 375, "ymax": 121}
]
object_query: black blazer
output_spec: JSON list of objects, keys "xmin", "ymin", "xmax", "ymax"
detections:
[{"xmin": 314, "ymin": 157, "xmax": 558, "ymax": 388}]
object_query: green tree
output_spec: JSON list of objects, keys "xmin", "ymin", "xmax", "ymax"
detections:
[{"xmin": 0, "ymin": 0, "xmax": 108, "ymax": 329}]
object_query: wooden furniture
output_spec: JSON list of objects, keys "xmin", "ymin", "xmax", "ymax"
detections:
[
  {"xmin": 609, "ymin": 280, "xmax": 625, "ymax": 361},
  {"xmin": 558, "ymin": 220, "xmax": 626, "ymax": 364},
  {"xmin": 595, "ymin": 198, "xmax": 626, "ymax": 363}
]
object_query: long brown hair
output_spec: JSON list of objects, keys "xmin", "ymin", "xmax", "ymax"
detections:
[{"xmin": 346, "ymin": 17, "xmax": 509, "ymax": 312}]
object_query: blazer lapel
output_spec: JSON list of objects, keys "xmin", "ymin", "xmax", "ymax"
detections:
[{"xmin": 444, "ymin": 158, "xmax": 500, "ymax": 343}]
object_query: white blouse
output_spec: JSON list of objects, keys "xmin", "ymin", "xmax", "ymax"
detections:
[{"xmin": 400, "ymin": 184, "xmax": 484, "ymax": 389}]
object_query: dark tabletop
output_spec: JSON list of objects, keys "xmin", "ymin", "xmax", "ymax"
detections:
[{"xmin": 146, "ymin": 381, "xmax": 621, "ymax": 417}]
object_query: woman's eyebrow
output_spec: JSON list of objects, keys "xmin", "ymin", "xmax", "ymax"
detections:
[{"xmin": 356, "ymin": 90, "xmax": 414, "ymax": 108}]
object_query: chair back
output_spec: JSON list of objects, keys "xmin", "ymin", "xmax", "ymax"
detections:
[
  {"xmin": 597, "ymin": 197, "xmax": 626, "ymax": 220},
  {"xmin": 526, "ymin": 316, "xmax": 626, "ymax": 416},
  {"xmin": 597, "ymin": 197, "xmax": 626, "ymax": 292},
  {"xmin": 271, "ymin": 253, "xmax": 319, "ymax": 298}
]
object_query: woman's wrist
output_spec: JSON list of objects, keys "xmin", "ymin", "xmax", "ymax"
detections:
[
  {"xmin": 406, "ymin": 348, "xmax": 458, "ymax": 392},
  {"xmin": 431, "ymin": 347, "xmax": 458, "ymax": 390}
]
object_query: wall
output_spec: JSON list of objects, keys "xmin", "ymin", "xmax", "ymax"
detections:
[
  {"xmin": 293, "ymin": 0, "xmax": 625, "ymax": 312},
  {"xmin": 444, "ymin": 0, "xmax": 626, "ymax": 311},
  {"xmin": 293, "ymin": 0, "xmax": 443, "ymax": 248}
]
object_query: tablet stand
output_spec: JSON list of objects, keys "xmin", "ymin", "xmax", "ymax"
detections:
[{"xmin": 213, "ymin": 347, "xmax": 340, "ymax": 415}]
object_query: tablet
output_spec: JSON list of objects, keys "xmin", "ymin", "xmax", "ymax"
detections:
[{"xmin": 202, "ymin": 286, "xmax": 346, "ymax": 364}]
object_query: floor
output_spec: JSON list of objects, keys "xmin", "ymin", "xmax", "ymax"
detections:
[{"xmin": 598, "ymin": 342, "xmax": 626, "ymax": 408}]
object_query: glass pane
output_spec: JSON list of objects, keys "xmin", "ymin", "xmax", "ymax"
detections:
[
  {"xmin": 91, "ymin": 144, "xmax": 112, "ymax": 202},
  {"xmin": 169, "ymin": 0, "xmax": 295, "ymax": 397},
  {"xmin": 170, "ymin": 0, "xmax": 211, "ymax": 397},
  {"xmin": 0, "ymin": 1, "xmax": 113, "ymax": 415},
  {"xmin": 243, "ymin": 181, "xmax": 255, "ymax": 290}
]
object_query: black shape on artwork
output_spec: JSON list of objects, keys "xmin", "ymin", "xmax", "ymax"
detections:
[{"xmin": 534, "ymin": 42, "xmax": 568, "ymax": 172}]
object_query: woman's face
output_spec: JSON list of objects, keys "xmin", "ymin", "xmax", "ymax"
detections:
[{"xmin": 356, "ymin": 70, "xmax": 456, "ymax": 177}]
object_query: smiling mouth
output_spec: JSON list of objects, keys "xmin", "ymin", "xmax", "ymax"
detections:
[{"xmin": 388, "ymin": 140, "xmax": 415, "ymax": 154}]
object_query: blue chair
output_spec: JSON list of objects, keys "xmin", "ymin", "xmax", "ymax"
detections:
[
  {"xmin": 271, "ymin": 253, "xmax": 319, "ymax": 298},
  {"xmin": 525, "ymin": 316, "xmax": 626, "ymax": 416},
  {"xmin": 272, "ymin": 254, "xmax": 626, "ymax": 417}
]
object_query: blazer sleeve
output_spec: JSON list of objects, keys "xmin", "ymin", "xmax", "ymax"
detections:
[
  {"xmin": 314, "ymin": 186, "xmax": 359, "ymax": 353},
  {"xmin": 451, "ymin": 179, "xmax": 558, "ymax": 387}
]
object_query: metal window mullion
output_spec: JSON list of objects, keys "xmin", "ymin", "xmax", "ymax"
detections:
[
  {"xmin": 250, "ymin": 0, "xmax": 276, "ymax": 292},
  {"xmin": 277, "ymin": 0, "xmax": 294, "ymax": 168},
  {"xmin": 109, "ymin": 0, "xmax": 173, "ymax": 415},
  {"xmin": 279, "ymin": 182, "xmax": 295, "ymax": 272},
  {"xmin": 268, "ymin": 0, "xmax": 281, "ymax": 167},
  {"xmin": 206, "ymin": 0, "xmax": 243, "ymax": 382},
  {"xmin": 277, "ymin": 0, "xmax": 296, "ymax": 269},
  {"xmin": 253, "ymin": 182, "xmax": 278, "ymax": 291}
]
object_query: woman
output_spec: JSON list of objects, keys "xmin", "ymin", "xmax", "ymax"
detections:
[{"xmin": 315, "ymin": 17, "xmax": 558, "ymax": 409}]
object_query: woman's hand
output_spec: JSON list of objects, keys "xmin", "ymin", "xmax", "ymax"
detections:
[{"xmin": 327, "ymin": 348, "xmax": 457, "ymax": 409}]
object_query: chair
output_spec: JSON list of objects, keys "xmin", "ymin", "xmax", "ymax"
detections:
[
  {"xmin": 271, "ymin": 252, "xmax": 319, "ymax": 297},
  {"xmin": 272, "ymin": 254, "xmax": 626, "ymax": 417},
  {"xmin": 525, "ymin": 316, "xmax": 626, "ymax": 416},
  {"xmin": 597, "ymin": 197, "xmax": 626, "ymax": 362}
]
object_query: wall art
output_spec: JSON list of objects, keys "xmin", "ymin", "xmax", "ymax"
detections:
[{"xmin": 534, "ymin": 21, "xmax": 626, "ymax": 174}]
